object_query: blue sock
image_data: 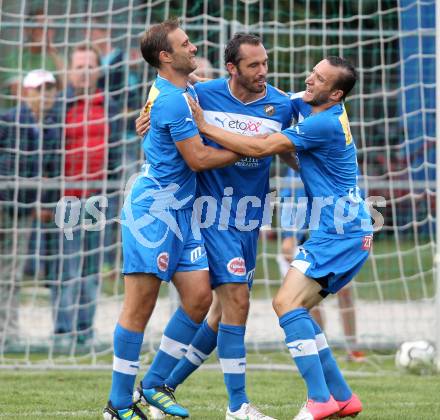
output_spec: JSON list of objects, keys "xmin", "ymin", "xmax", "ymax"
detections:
[
  {"xmin": 218, "ymin": 323, "xmax": 248, "ymax": 412},
  {"xmin": 279, "ymin": 308, "xmax": 330, "ymax": 402},
  {"xmin": 311, "ymin": 317, "xmax": 352, "ymax": 401},
  {"xmin": 109, "ymin": 323, "xmax": 144, "ymax": 409},
  {"xmin": 142, "ymin": 307, "xmax": 200, "ymax": 389},
  {"xmin": 166, "ymin": 319, "xmax": 217, "ymax": 390}
]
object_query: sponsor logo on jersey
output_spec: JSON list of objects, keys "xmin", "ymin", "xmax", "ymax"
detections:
[
  {"xmin": 157, "ymin": 252, "xmax": 169, "ymax": 271},
  {"xmin": 205, "ymin": 111, "xmax": 282, "ymax": 137},
  {"xmin": 235, "ymin": 156, "xmax": 261, "ymax": 168},
  {"xmin": 264, "ymin": 104, "xmax": 275, "ymax": 116},
  {"xmin": 362, "ymin": 235, "xmax": 373, "ymax": 250},
  {"xmin": 225, "ymin": 119, "xmax": 262, "ymax": 133},
  {"xmin": 213, "ymin": 116, "xmax": 262, "ymax": 133},
  {"xmin": 215, "ymin": 116, "xmax": 226, "ymax": 127},
  {"xmin": 227, "ymin": 257, "xmax": 246, "ymax": 275}
]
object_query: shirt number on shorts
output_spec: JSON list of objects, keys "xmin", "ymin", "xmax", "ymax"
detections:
[{"xmin": 362, "ymin": 235, "xmax": 373, "ymax": 250}]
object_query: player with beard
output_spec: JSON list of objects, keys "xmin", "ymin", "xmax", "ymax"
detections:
[
  {"xmin": 137, "ymin": 33, "xmax": 296, "ymax": 420},
  {"xmin": 103, "ymin": 19, "xmax": 241, "ymax": 420},
  {"xmin": 189, "ymin": 56, "xmax": 371, "ymax": 420}
]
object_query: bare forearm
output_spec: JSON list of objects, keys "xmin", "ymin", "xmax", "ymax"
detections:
[
  {"xmin": 202, "ymin": 124, "xmax": 265, "ymax": 157},
  {"xmin": 189, "ymin": 95, "xmax": 292, "ymax": 156},
  {"xmin": 50, "ymin": 53, "xmax": 65, "ymax": 89},
  {"xmin": 197, "ymin": 147, "xmax": 240, "ymax": 170}
]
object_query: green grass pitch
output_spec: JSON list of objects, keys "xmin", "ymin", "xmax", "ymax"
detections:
[{"xmin": 2, "ymin": 369, "xmax": 438, "ymax": 419}]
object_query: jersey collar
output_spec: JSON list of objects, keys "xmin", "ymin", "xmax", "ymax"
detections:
[{"xmin": 226, "ymin": 78, "xmax": 268, "ymax": 106}]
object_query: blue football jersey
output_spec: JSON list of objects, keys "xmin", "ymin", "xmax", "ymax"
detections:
[
  {"xmin": 194, "ymin": 78, "xmax": 293, "ymax": 229},
  {"xmin": 131, "ymin": 75, "xmax": 199, "ymax": 209},
  {"xmin": 282, "ymin": 103, "xmax": 373, "ymax": 237},
  {"xmin": 289, "ymin": 91, "xmax": 312, "ymax": 122}
]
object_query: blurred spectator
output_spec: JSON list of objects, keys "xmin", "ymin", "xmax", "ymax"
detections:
[
  {"xmin": 277, "ymin": 169, "xmax": 365, "ymax": 361},
  {"xmin": 0, "ymin": 69, "xmax": 60, "ymax": 350},
  {"xmin": 0, "ymin": 10, "xmax": 64, "ymax": 108},
  {"xmin": 90, "ymin": 17, "xmax": 125, "ymax": 106},
  {"xmin": 126, "ymin": 47, "xmax": 144, "ymax": 116},
  {"xmin": 100, "ymin": 46, "xmax": 144, "ymax": 272},
  {"xmin": 50, "ymin": 44, "xmax": 121, "ymax": 349},
  {"xmin": 123, "ymin": 47, "xmax": 144, "ymax": 167},
  {"xmin": 89, "ymin": 18, "xmax": 128, "ymax": 272}
]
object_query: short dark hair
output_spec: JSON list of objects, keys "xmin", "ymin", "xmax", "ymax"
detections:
[
  {"xmin": 140, "ymin": 18, "xmax": 180, "ymax": 69},
  {"xmin": 325, "ymin": 56, "xmax": 357, "ymax": 100},
  {"xmin": 224, "ymin": 33, "xmax": 262, "ymax": 67}
]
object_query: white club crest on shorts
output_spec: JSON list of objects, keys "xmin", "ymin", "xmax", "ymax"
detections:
[
  {"xmin": 227, "ymin": 257, "xmax": 246, "ymax": 276},
  {"xmin": 157, "ymin": 252, "xmax": 169, "ymax": 272}
]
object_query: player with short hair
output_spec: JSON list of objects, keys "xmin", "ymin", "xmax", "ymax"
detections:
[
  {"xmin": 103, "ymin": 19, "xmax": 240, "ymax": 420},
  {"xmin": 137, "ymin": 33, "xmax": 295, "ymax": 420},
  {"xmin": 189, "ymin": 56, "xmax": 371, "ymax": 420}
]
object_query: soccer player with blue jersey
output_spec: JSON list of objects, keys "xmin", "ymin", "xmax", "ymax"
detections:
[
  {"xmin": 279, "ymin": 98, "xmax": 366, "ymax": 362},
  {"xmin": 136, "ymin": 34, "xmax": 294, "ymax": 420},
  {"xmin": 189, "ymin": 56, "xmax": 371, "ymax": 420},
  {"xmin": 103, "ymin": 19, "xmax": 242, "ymax": 420},
  {"xmin": 185, "ymin": 35, "xmax": 292, "ymax": 420}
]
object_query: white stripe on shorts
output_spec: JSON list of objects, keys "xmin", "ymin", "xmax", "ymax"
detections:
[
  {"xmin": 113, "ymin": 355, "xmax": 140, "ymax": 375},
  {"xmin": 290, "ymin": 259, "xmax": 311, "ymax": 274}
]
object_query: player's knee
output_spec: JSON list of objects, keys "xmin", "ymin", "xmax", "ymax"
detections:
[
  {"xmin": 207, "ymin": 310, "xmax": 221, "ymax": 332},
  {"xmin": 222, "ymin": 295, "xmax": 249, "ymax": 323},
  {"xmin": 272, "ymin": 291, "xmax": 301, "ymax": 317},
  {"xmin": 272, "ymin": 294, "xmax": 284, "ymax": 316},
  {"xmin": 207, "ymin": 297, "xmax": 222, "ymax": 329},
  {"xmin": 182, "ymin": 288, "xmax": 213, "ymax": 321},
  {"xmin": 120, "ymin": 298, "xmax": 157, "ymax": 331},
  {"xmin": 197, "ymin": 289, "xmax": 213, "ymax": 313}
]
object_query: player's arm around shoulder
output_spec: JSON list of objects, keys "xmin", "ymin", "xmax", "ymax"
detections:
[
  {"xmin": 175, "ymin": 134, "xmax": 240, "ymax": 172},
  {"xmin": 282, "ymin": 111, "xmax": 333, "ymax": 151},
  {"xmin": 168, "ymin": 92, "xmax": 240, "ymax": 172},
  {"xmin": 187, "ymin": 95, "xmax": 294, "ymax": 158}
]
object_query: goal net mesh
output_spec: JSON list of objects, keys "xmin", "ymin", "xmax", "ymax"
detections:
[{"xmin": 0, "ymin": 0, "xmax": 436, "ymax": 372}]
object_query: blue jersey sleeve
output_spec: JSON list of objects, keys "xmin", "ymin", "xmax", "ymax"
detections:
[
  {"xmin": 163, "ymin": 92, "xmax": 199, "ymax": 142},
  {"xmin": 289, "ymin": 92, "xmax": 300, "ymax": 121},
  {"xmin": 282, "ymin": 112, "xmax": 332, "ymax": 151},
  {"xmin": 289, "ymin": 92, "xmax": 312, "ymax": 124}
]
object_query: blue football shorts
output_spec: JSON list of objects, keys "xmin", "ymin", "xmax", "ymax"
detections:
[
  {"xmin": 202, "ymin": 224, "xmax": 259, "ymax": 289},
  {"xmin": 290, "ymin": 234, "xmax": 373, "ymax": 296},
  {"xmin": 121, "ymin": 201, "xmax": 208, "ymax": 282}
]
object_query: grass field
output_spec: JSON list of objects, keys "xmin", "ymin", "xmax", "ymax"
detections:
[{"xmin": 2, "ymin": 369, "xmax": 438, "ymax": 419}]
